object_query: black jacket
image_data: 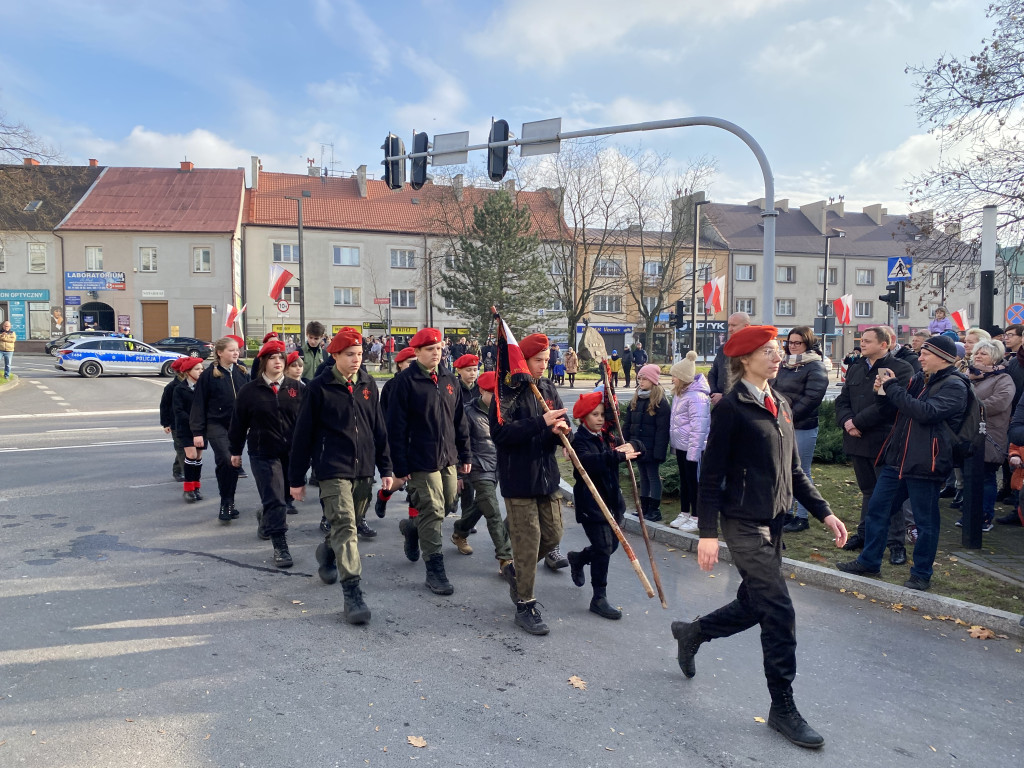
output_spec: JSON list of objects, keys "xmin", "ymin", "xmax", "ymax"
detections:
[
  {"xmin": 834, "ymin": 353, "xmax": 913, "ymax": 459},
  {"xmin": 379, "ymin": 375, "xmax": 398, "ymax": 417},
  {"xmin": 771, "ymin": 357, "xmax": 829, "ymax": 430},
  {"xmin": 228, "ymin": 378, "xmax": 304, "ymax": 459},
  {"xmin": 288, "ymin": 367, "xmax": 391, "ymax": 485},
  {"xmin": 386, "ymin": 363, "xmax": 471, "ymax": 478},
  {"xmin": 459, "ymin": 380, "xmax": 480, "ymax": 408},
  {"xmin": 632, "ymin": 347, "xmax": 648, "ymax": 367},
  {"xmin": 172, "ymin": 382, "xmax": 199, "ymax": 444},
  {"xmin": 622, "ymin": 395, "xmax": 670, "ymax": 463},
  {"xmin": 707, "ymin": 349, "xmax": 730, "ymax": 395},
  {"xmin": 621, "ymin": 348, "xmax": 633, "ymax": 372},
  {"xmin": 893, "ymin": 345, "xmax": 922, "ymax": 374},
  {"xmin": 465, "ymin": 397, "xmax": 497, "ymax": 481},
  {"xmin": 571, "ymin": 427, "xmax": 626, "ymax": 524},
  {"xmin": 1003, "ymin": 355, "xmax": 1024, "ymax": 413},
  {"xmin": 490, "ymin": 377, "xmax": 569, "ymax": 498},
  {"xmin": 160, "ymin": 376, "xmax": 181, "ymax": 428},
  {"xmin": 697, "ymin": 383, "xmax": 831, "ymax": 537},
  {"xmin": 878, "ymin": 366, "xmax": 968, "ymax": 480},
  {"xmin": 190, "ymin": 363, "xmax": 249, "ymax": 435}
]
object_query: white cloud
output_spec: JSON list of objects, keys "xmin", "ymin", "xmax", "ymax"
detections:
[
  {"xmin": 392, "ymin": 55, "xmax": 468, "ymax": 131},
  {"xmin": 307, "ymin": 77, "xmax": 362, "ymax": 106},
  {"xmin": 313, "ymin": 0, "xmax": 391, "ymax": 73}
]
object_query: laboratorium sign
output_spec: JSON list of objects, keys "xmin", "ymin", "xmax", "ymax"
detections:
[{"xmin": 64, "ymin": 271, "xmax": 127, "ymax": 291}]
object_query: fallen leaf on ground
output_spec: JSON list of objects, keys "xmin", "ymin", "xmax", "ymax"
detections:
[
  {"xmin": 568, "ymin": 675, "xmax": 587, "ymax": 690},
  {"xmin": 125, "ymin": 718, "xmax": 134, "ymax": 723},
  {"xmin": 891, "ymin": 603, "xmax": 903, "ymax": 612},
  {"xmin": 291, "ymin": 600, "xmax": 303, "ymax": 605},
  {"xmin": 407, "ymin": 735, "xmax": 427, "ymax": 748},
  {"xmin": 969, "ymin": 625, "xmax": 995, "ymax": 640},
  {"xmin": 809, "ymin": 553, "xmax": 828, "ymax": 563},
  {"xmin": 753, "ymin": 717, "xmax": 766, "ymax": 723},
  {"xmin": 204, "ymin": 734, "xmax": 210, "ymax": 740},
  {"xmin": 666, "ymin": 548, "xmax": 676, "ymax": 552},
  {"xmin": 923, "ymin": 615, "xmax": 933, "ymax": 620}
]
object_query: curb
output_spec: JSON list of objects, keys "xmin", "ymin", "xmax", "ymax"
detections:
[
  {"xmin": 557, "ymin": 479, "xmax": 1024, "ymax": 641},
  {"xmin": 0, "ymin": 375, "xmax": 21, "ymax": 394}
]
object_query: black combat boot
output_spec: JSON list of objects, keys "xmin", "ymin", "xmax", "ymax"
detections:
[
  {"xmin": 356, "ymin": 519, "xmax": 377, "ymax": 538},
  {"xmin": 341, "ymin": 578, "xmax": 371, "ymax": 625},
  {"xmin": 767, "ymin": 688, "xmax": 825, "ymax": 749},
  {"xmin": 567, "ymin": 551, "xmax": 585, "ymax": 587},
  {"xmin": 227, "ymin": 500, "xmax": 239, "ymax": 519},
  {"xmin": 270, "ymin": 534, "xmax": 293, "ymax": 568},
  {"xmin": 515, "ymin": 600, "xmax": 549, "ymax": 635},
  {"xmin": 183, "ymin": 490, "xmax": 197, "ymax": 503},
  {"xmin": 218, "ymin": 504, "xmax": 232, "ymax": 523},
  {"xmin": 589, "ymin": 589, "xmax": 621, "ymax": 620},
  {"xmin": 670, "ymin": 619, "xmax": 707, "ymax": 678},
  {"xmin": 399, "ymin": 517, "xmax": 420, "ymax": 562},
  {"xmin": 645, "ymin": 497, "xmax": 663, "ymax": 523},
  {"xmin": 315, "ymin": 539, "xmax": 338, "ymax": 584},
  {"xmin": 424, "ymin": 553, "xmax": 454, "ymax": 595}
]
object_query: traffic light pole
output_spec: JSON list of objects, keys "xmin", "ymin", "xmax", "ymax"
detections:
[{"xmin": 692, "ymin": 198, "xmax": 710, "ymax": 354}]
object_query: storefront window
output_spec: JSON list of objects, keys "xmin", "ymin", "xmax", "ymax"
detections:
[{"xmin": 29, "ymin": 302, "xmax": 50, "ymax": 340}]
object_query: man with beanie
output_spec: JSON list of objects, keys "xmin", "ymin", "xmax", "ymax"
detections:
[
  {"xmin": 387, "ymin": 327, "xmax": 472, "ymax": 595},
  {"xmin": 838, "ymin": 335, "xmax": 967, "ymax": 590},
  {"xmin": 289, "ymin": 328, "xmax": 392, "ymax": 624}
]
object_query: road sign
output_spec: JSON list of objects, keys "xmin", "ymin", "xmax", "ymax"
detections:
[
  {"xmin": 887, "ymin": 256, "xmax": 912, "ymax": 281},
  {"xmin": 276, "ymin": 299, "xmax": 290, "ymax": 313},
  {"xmin": 1007, "ymin": 303, "xmax": 1024, "ymax": 325},
  {"xmin": 373, "ymin": 297, "xmax": 391, "ymax": 305}
]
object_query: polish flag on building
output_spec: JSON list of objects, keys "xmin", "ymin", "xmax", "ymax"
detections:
[
  {"xmin": 951, "ymin": 308, "xmax": 969, "ymax": 332},
  {"xmin": 702, "ymin": 276, "xmax": 725, "ymax": 315},
  {"xmin": 832, "ymin": 294, "xmax": 853, "ymax": 325},
  {"xmin": 269, "ymin": 264, "xmax": 294, "ymax": 301},
  {"xmin": 224, "ymin": 303, "xmax": 246, "ymax": 329}
]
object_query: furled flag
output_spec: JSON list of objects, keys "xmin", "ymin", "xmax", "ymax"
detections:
[
  {"xmin": 224, "ymin": 303, "xmax": 246, "ymax": 329},
  {"xmin": 702, "ymin": 276, "xmax": 725, "ymax": 315},
  {"xmin": 269, "ymin": 264, "xmax": 294, "ymax": 301},
  {"xmin": 493, "ymin": 310, "xmax": 532, "ymax": 425},
  {"xmin": 832, "ymin": 294, "xmax": 853, "ymax": 325},
  {"xmin": 598, "ymin": 361, "xmax": 621, "ymax": 448},
  {"xmin": 951, "ymin": 308, "xmax": 969, "ymax": 332}
]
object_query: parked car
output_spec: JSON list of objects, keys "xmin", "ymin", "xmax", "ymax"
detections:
[
  {"xmin": 54, "ymin": 338, "xmax": 181, "ymax": 378},
  {"xmin": 45, "ymin": 330, "xmax": 115, "ymax": 356},
  {"xmin": 151, "ymin": 336, "xmax": 214, "ymax": 359}
]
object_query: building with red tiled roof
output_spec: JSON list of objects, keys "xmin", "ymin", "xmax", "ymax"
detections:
[{"xmin": 56, "ymin": 163, "xmax": 245, "ymax": 343}]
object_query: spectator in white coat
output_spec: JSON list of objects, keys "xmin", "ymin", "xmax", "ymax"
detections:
[{"xmin": 669, "ymin": 351, "xmax": 711, "ymax": 531}]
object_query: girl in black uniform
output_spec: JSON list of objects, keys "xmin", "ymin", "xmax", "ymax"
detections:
[
  {"xmin": 174, "ymin": 357, "xmax": 206, "ymax": 503},
  {"xmin": 160, "ymin": 359, "xmax": 186, "ymax": 482},
  {"xmin": 190, "ymin": 335, "xmax": 249, "ymax": 522}
]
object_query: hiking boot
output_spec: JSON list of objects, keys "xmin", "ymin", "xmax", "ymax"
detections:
[
  {"xmin": 767, "ymin": 689, "xmax": 825, "ymax": 749},
  {"xmin": 183, "ymin": 490, "xmax": 197, "ymax": 503},
  {"xmin": 515, "ymin": 600, "xmax": 549, "ymax": 635},
  {"xmin": 903, "ymin": 575, "xmax": 931, "ymax": 591},
  {"xmin": 889, "ymin": 544, "xmax": 907, "ymax": 566},
  {"xmin": 784, "ymin": 518, "xmax": 809, "ymax": 533},
  {"xmin": 315, "ymin": 540, "xmax": 338, "ymax": 584},
  {"xmin": 193, "ymin": 488, "xmax": 203, "ymax": 501},
  {"xmin": 218, "ymin": 504, "xmax": 233, "ymax": 523},
  {"xmin": 836, "ymin": 559, "xmax": 881, "ymax": 576},
  {"xmin": 501, "ymin": 560, "xmax": 519, "ymax": 604},
  {"xmin": 341, "ymin": 578, "xmax": 371, "ymax": 625},
  {"xmin": 227, "ymin": 502, "xmax": 239, "ymax": 519},
  {"xmin": 567, "ymin": 550, "xmax": 585, "ymax": 587},
  {"xmin": 399, "ymin": 518, "xmax": 420, "ymax": 562},
  {"xmin": 997, "ymin": 511, "xmax": 1023, "ymax": 526},
  {"xmin": 375, "ymin": 492, "xmax": 388, "ymax": 518},
  {"xmin": 356, "ymin": 520, "xmax": 377, "ymax": 538},
  {"xmin": 841, "ymin": 533, "xmax": 865, "ymax": 551},
  {"xmin": 670, "ymin": 619, "xmax": 707, "ymax": 678},
  {"xmin": 424, "ymin": 553, "xmax": 454, "ymax": 595},
  {"xmin": 589, "ymin": 595, "xmax": 622, "ymax": 620},
  {"xmin": 544, "ymin": 547, "xmax": 569, "ymax": 571},
  {"xmin": 451, "ymin": 532, "xmax": 473, "ymax": 555},
  {"xmin": 645, "ymin": 505, "xmax": 663, "ymax": 523},
  {"xmin": 271, "ymin": 535, "xmax": 293, "ymax": 568}
]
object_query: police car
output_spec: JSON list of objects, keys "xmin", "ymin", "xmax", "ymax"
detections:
[{"xmin": 54, "ymin": 337, "xmax": 182, "ymax": 378}]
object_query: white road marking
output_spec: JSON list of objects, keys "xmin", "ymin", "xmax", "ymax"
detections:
[
  {"xmin": 46, "ymin": 427, "xmax": 118, "ymax": 433},
  {"xmin": 137, "ymin": 377, "xmax": 172, "ymax": 388},
  {"xmin": 0, "ymin": 438, "xmax": 169, "ymax": 453},
  {"xmin": 0, "ymin": 408, "xmax": 160, "ymax": 420}
]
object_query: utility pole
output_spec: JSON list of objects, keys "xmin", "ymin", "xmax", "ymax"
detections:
[{"xmin": 691, "ymin": 197, "xmax": 711, "ymax": 355}]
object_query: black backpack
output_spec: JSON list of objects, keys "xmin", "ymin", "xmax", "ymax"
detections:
[{"xmin": 932, "ymin": 371, "xmax": 986, "ymax": 460}]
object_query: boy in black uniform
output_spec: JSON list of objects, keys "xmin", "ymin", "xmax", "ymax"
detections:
[
  {"xmin": 229, "ymin": 339, "xmax": 303, "ymax": 568},
  {"xmin": 450, "ymin": 353, "xmax": 480, "ymax": 518},
  {"xmin": 374, "ymin": 346, "xmax": 417, "ymax": 519},
  {"xmin": 289, "ymin": 328, "xmax": 392, "ymax": 625},
  {"xmin": 387, "ymin": 327, "xmax": 471, "ymax": 595}
]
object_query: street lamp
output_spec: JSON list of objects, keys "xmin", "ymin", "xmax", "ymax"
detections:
[
  {"xmin": 284, "ymin": 190, "xmax": 311, "ymax": 339},
  {"xmin": 821, "ymin": 228, "xmax": 845, "ymax": 329},
  {"xmin": 691, "ymin": 198, "xmax": 712, "ymax": 356}
]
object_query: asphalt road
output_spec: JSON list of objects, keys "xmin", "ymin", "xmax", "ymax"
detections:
[{"xmin": 1, "ymin": 364, "xmax": 1021, "ymax": 767}]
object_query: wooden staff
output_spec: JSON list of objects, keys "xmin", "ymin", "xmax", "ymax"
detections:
[{"xmin": 602, "ymin": 363, "xmax": 668, "ymax": 608}]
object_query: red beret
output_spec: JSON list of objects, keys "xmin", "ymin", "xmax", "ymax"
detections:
[
  {"xmin": 226, "ymin": 335, "xmax": 245, "ymax": 349},
  {"xmin": 326, "ymin": 327, "xmax": 363, "ymax": 354},
  {"xmin": 179, "ymin": 356, "xmax": 204, "ymax": 373},
  {"xmin": 257, "ymin": 339, "xmax": 286, "ymax": 358},
  {"xmin": 520, "ymin": 333, "xmax": 549, "ymax": 360},
  {"xmin": 722, "ymin": 325, "xmax": 779, "ymax": 358},
  {"xmin": 454, "ymin": 354, "xmax": 479, "ymax": 369},
  {"xmin": 262, "ymin": 332, "xmax": 279, "ymax": 344},
  {"xmin": 409, "ymin": 327, "xmax": 442, "ymax": 348},
  {"xmin": 477, "ymin": 371, "xmax": 497, "ymax": 392},
  {"xmin": 395, "ymin": 347, "xmax": 417, "ymax": 364},
  {"xmin": 170, "ymin": 357, "xmax": 185, "ymax": 372},
  {"xmin": 573, "ymin": 391, "xmax": 604, "ymax": 420},
  {"xmin": 286, "ymin": 350, "xmax": 300, "ymax": 366}
]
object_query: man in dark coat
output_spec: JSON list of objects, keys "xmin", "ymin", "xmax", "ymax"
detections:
[
  {"xmin": 834, "ymin": 326, "xmax": 914, "ymax": 560},
  {"xmin": 708, "ymin": 312, "xmax": 751, "ymax": 404},
  {"xmin": 998, "ymin": 325, "xmax": 1024, "ymax": 505},
  {"xmin": 621, "ymin": 346, "xmax": 633, "ymax": 388}
]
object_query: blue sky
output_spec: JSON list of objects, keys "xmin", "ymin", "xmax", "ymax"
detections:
[{"xmin": 0, "ymin": 0, "xmax": 991, "ymax": 213}]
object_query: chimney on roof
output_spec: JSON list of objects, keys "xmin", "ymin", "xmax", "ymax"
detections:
[
  {"xmin": 453, "ymin": 174, "xmax": 464, "ymax": 202},
  {"xmin": 23, "ymin": 158, "xmax": 40, "ymax": 166},
  {"xmin": 504, "ymin": 179, "xmax": 516, "ymax": 194},
  {"xmin": 356, "ymin": 164, "xmax": 368, "ymax": 198},
  {"xmin": 671, "ymin": 190, "xmax": 706, "ymax": 234},
  {"xmin": 945, "ymin": 222, "xmax": 962, "ymax": 239},
  {"xmin": 544, "ymin": 186, "xmax": 564, "ymax": 216},
  {"xmin": 826, "ymin": 201, "xmax": 845, "ymax": 218},
  {"xmin": 251, "ymin": 156, "xmax": 260, "ymax": 190},
  {"xmin": 747, "ymin": 197, "xmax": 765, "ymax": 210},
  {"xmin": 799, "ymin": 200, "xmax": 827, "ymax": 234},
  {"xmin": 180, "ymin": 161, "xmax": 194, "ymax": 172},
  {"xmin": 308, "ymin": 166, "xmax": 321, "ymax": 177},
  {"xmin": 776, "ymin": 199, "xmax": 789, "ymax": 213},
  {"xmin": 862, "ymin": 204, "xmax": 884, "ymax": 225},
  {"xmin": 88, "ymin": 158, "xmax": 98, "ymax": 167},
  {"xmin": 909, "ymin": 209, "xmax": 934, "ymax": 231}
]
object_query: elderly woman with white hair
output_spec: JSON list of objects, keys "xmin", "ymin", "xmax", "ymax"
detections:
[{"xmin": 965, "ymin": 337, "xmax": 1015, "ymax": 530}]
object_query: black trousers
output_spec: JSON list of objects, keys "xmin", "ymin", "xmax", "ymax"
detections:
[
  {"xmin": 623, "ymin": 365, "xmax": 632, "ymax": 388},
  {"xmin": 205, "ymin": 422, "xmax": 239, "ymax": 504},
  {"xmin": 251, "ymin": 456, "xmax": 288, "ymax": 536},
  {"xmin": 576, "ymin": 520, "xmax": 619, "ymax": 594},
  {"xmin": 851, "ymin": 455, "xmax": 903, "ymax": 546},
  {"xmin": 675, "ymin": 451, "xmax": 699, "ymax": 516},
  {"xmin": 698, "ymin": 516, "xmax": 796, "ymax": 694}
]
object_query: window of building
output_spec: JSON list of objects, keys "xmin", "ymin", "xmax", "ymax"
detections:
[
  {"xmin": 28, "ymin": 242, "xmax": 47, "ymax": 273},
  {"xmin": 735, "ymin": 264, "xmax": 755, "ymax": 281},
  {"xmin": 333, "ymin": 246, "xmax": 359, "ymax": 266},
  {"xmin": 550, "ymin": 258, "xmax": 566, "ymax": 275},
  {"xmin": 281, "ymin": 285, "xmax": 301, "ymax": 304},
  {"xmin": 969, "ymin": 303, "xmax": 976, "ymax": 319},
  {"xmin": 776, "ymin": 266, "xmax": 796, "ymax": 283},
  {"xmin": 140, "ymin": 247, "xmax": 158, "ymax": 272},
  {"xmin": 685, "ymin": 262, "xmax": 711, "ymax": 281},
  {"xmin": 24, "ymin": 200, "xmax": 42, "ymax": 213},
  {"xmin": 444, "ymin": 295, "xmax": 456, "ymax": 310},
  {"xmin": 29, "ymin": 301, "xmax": 50, "ymax": 340},
  {"xmin": 333, "ymin": 287, "xmax": 360, "ymax": 306},
  {"xmin": 84, "ymin": 245, "xmax": 102, "ymax": 272},
  {"xmin": 593, "ymin": 295, "xmax": 622, "ymax": 313},
  {"xmin": 193, "ymin": 247, "xmax": 212, "ymax": 273},
  {"xmin": 776, "ymin": 299, "xmax": 795, "ymax": 316},
  {"xmin": 391, "ymin": 249, "xmax": 416, "ymax": 269},
  {"xmin": 273, "ymin": 243, "xmax": 299, "ymax": 263},
  {"xmin": 817, "ymin": 267, "xmax": 838, "ymax": 285},
  {"xmin": 930, "ymin": 271, "xmax": 944, "ymax": 288},
  {"xmin": 967, "ymin": 273, "xmax": 977, "ymax": 289},
  {"xmin": 549, "ymin": 297, "xmax": 565, "ymax": 311},
  {"xmin": 444, "ymin": 253, "xmax": 456, "ymax": 270},
  {"xmin": 643, "ymin": 296, "xmax": 658, "ymax": 312},
  {"xmin": 679, "ymin": 297, "xmax": 708, "ymax": 315},
  {"xmin": 855, "ymin": 301, "xmax": 873, "ymax": 318},
  {"xmin": 0, "ymin": 245, "xmax": 5, "ymax": 272},
  {"xmin": 595, "ymin": 259, "xmax": 622, "ymax": 277},
  {"xmin": 644, "ymin": 261, "xmax": 663, "ymax": 277},
  {"xmin": 855, "ymin": 268, "xmax": 874, "ymax": 285},
  {"xmin": 391, "ymin": 289, "xmax": 416, "ymax": 307},
  {"xmin": 735, "ymin": 298, "xmax": 754, "ymax": 314}
]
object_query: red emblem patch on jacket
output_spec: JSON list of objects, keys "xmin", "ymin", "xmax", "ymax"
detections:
[
  {"xmin": 545, "ymin": 399, "xmax": 555, "ymax": 410},
  {"xmin": 446, "ymin": 383, "xmax": 454, "ymax": 395},
  {"xmin": 362, "ymin": 388, "xmax": 370, "ymax": 400},
  {"xmin": 783, "ymin": 412, "xmax": 791, "ymax": 424},
  {"xmin": 288, "ymin": 388, "xmax": 297, "ymax": 398}
]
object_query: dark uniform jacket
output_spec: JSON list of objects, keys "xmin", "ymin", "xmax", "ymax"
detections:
[
  {"xmin": 190, "ymin": 363, "xmax": 249, "ymax": 434},
  {"xmin": 571, "ymin": 427, "xmax": 626, "ymax": 525},
  {"xmin": 697, "ymin": 383, "xmax": 831, "ymax": 537},
  {"xmin": 489, "ymin": 377, "xmax": 569, "ymax": 498},
  {"xmin": 379, "ymin": 375, "xmax": 398, "ymax": 417},
  {"xmin": 386, "ymin": 363, "xmax": 471, "ymax": 478},
  {"xmin": 622, "ymin": 396, "xmax": 670, "ymax": 463},
  {"xmin": 878, "ymin": 366, "xmax": 968, "ymax": 480},
  {"xmin": 228, "ymin": 378, "xmax": 303, "ymax": 459},
  {"xmin": 288, "ymin": 367, "xmax": 392, "ymax": 486},
  {"xmin": 707, "ymin": 349, "xmax": 730, "ymax": 396},
  {"xmin": 465, "ymin": 397, "xmax": 498, "ymax": 482},
  {"xmin": 160, "ymin": 376, "xmax": 181, "ymax": 429},
  {"xmin": 459, "ymin": 380, "xmax": 480, "ymax": 408},
  {"xmin": 834, "ymin": 352, "xmax": 914, "ymax": 459},
  {"xmin": 771, "ymin": 356, "xmax": 829, "ymax": 430},
  {"xmin": 172, "ymin": 382, "xmax": 199, "ymax": 445}
]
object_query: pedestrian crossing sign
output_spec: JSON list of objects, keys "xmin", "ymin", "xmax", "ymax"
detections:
[{"xmin": 887, "ymin": 256, "xmax": 912, "ymax": 281}]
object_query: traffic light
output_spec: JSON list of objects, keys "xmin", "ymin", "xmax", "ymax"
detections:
[
  {"xmin": 879, "ymin": 282, "xmax": 905, "ymax": 308},
  {"xmin": 410, "ymin": 131, "xmax": 430, "ymax": 190},
  {"xmin": 675, "ymin": 299, "xmax": 686, "ymax": 328},
  {"xmin": 488, "ymin": 119, "xmax": 510, "ymax": 182},
  {"xmin": 381, "ymin": 133, "xmax": 406, "ymax": 191}
]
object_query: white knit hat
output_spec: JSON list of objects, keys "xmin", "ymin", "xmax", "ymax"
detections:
[{"xmin": 670, "ymin": 350, "xmax": 697, "ymax": 383}]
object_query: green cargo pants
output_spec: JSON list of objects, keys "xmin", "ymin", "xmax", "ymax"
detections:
[
  {"xmin": 406, "ymin": 466, "xmax": 458, "ymax": 558},
  {"xmin": 505, "ymin": 493, "xmax": 564, "ymax": 603},
  {"xmin": 319, "ymin": 477, "xmax": 372, "ymax": 581},
  {"xmin": 453, "ymin": 475, "xmax": 512, "ymax": 561}
]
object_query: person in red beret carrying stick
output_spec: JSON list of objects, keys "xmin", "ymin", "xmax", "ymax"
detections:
[{"xmin": 670, "ymin": 325, "xmax": 848, "ymax": 750}]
